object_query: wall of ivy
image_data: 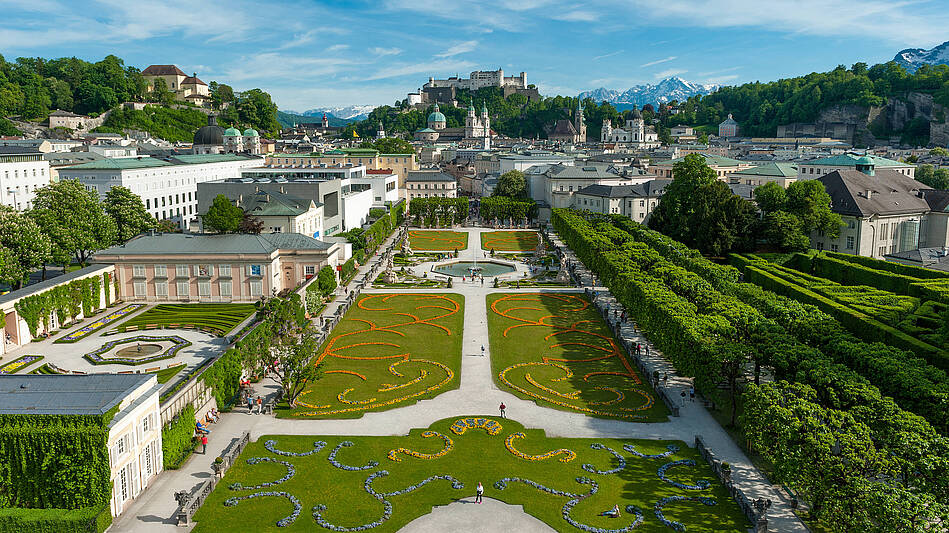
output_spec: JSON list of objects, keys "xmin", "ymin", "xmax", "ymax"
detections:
[
  {"xmin": 13, "ymin": 276, "xmax": 104, "ymax": 338},
  {"xmin": 161, "ymin": 405, "xmax": 196, "ymax": 470}
]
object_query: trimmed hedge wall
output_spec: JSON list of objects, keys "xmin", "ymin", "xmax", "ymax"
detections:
[
  {"xmin": 0, "ymin": 505, "xmax": 111, "ymax": 533},
  {"xmin": 825, "ymin": 250, "xmax": 949, "ymax": 280},
  {"xmin": 161, "ymin": 405, "xmax": 196, "ymax": 470}
]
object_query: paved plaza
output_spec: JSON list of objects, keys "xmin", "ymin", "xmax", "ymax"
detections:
[{"xmin": 102, "ymin": 226, "xmax": 804, "ymax": 532}]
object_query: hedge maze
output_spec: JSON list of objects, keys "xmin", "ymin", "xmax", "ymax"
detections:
[{"xmin": 111, "ymin": 303, "xmax": 257, "ymax": 337}]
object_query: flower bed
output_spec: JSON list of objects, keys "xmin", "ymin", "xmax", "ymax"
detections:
[
  {"xmin": 654, "ymin": 496, "xmax": 717, "ymax": 531},
  {"xmin": 623, "ymin": 443, "xmax": 679, "ymax": 459},
  {"xmin": 224, "ymin": 491, "xmax": 301, "ymax": 528},
  {"xmin": 505, "ymin": 432, "xmax": 576, "ymax": 463},
  {"xmin": 449, "ymin": 417, "xmax": 503, "ymax": 435},
  {"xmin": 657, "ymin": 460, "xmax": 711, "ymax": 490},
  {"xmin": 387, "ymin": 431, "xmax": 453, "ymax": 462},
  {"xmin": 229, "ymin": 457, "xmax": 295, "ymax": 490},
  {"xmin": 265, "ymin": 439, "xmax": 326, "ymax": 457},
  {"xmin": 0, "ymin": 355, "xmax": 43, "ymax": 374},
  {"xmin": 55, "ymin": 304, "xmax": 145, "ymax": 343},
  {"xmin": 84, "ymin": 335, "xmax": 191, "ymax": 366},
  {"xmin": 327, "ymin": 441, "xmax": 379, "ymax": 471},
  {"xmin": 581, "ymin": 443, "xmax": 626, "ymax": 475}
]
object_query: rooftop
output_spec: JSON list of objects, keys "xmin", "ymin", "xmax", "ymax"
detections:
[
  {"xmin": 819, "ymin": 169, "xmax": 931, "ymax": 217},
  {"xmin": 141, "ymin": 64, "xmax": 188, "ymax": 77},
  {"xmin": 0, "ymin": 374, "xmax": 153, "ymax": 416},
  {"xmin": 62, "ymin": 153, "xmax": 259, "ymax": 170},
  {"xmin": 238, "ymin": 190, "xmax": 316, "ymax": 217},
  {"xmin": 0, "ymin": 264, "xmax": 111, "ymax": 307},
  {"xmin": 801, "ymin": 153, "xmax": 908, "ymax": 168},
  {"xmin": 547, "ymin": 163, "xmax": 620, "ymax": 180},
  {"xmin": 94, "ymin": 232, "xmax": 334, "ymax": 257},
  {"xmin": 659, "ymin": 153, "xmax": 746, "ymax": 167},
  {"xmin": 576, "ymin": 179, "xmax": 672, "ymax": 198},
  {"xmin": 406, "ymin": 171, "xmax": 456, "ymax": 182},
  {"xmin": 732, "ymin": 162, "xmax": 798, "ymax": 177}
]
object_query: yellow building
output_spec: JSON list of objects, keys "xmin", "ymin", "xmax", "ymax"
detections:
[
  {"xmin": 266, "ymin": 148, "xmax": 418, "ymax": 187},
  {"xmin": 141, "ymin": 65, "xmax": 211, "ymax": 107}
]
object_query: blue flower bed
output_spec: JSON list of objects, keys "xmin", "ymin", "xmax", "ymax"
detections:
[
  {"xmin": 582, "ymin": 443, "xmax": 627, "ymax": 475},
  {"xmin": 622, "ymin": 443, "xmax": 679, "ymax": 459},
  {"xmin": 265, "ymin": 439, "xmax": 327, "ymax": 457},
  {"xmin": 312, "ymin": 470, "xmax": 463, "ymax": 532},
  {"xmin": 654, "ymin": 496, "xmax": 717, "ymax": 531},
  {"xmin": 229, "ymin": 457, "xmax": 295, "ymax": 490},
  {"xmin": 657, "ymin": 460, "xmax": 711, "ymax": 490},
  {"xmin": 84, "ymin": 334, "xmax": 190, "ymax": 366},
  {"xmin": 224, "ymin": 491, "xmax": 302, "ymax": 527},
  {"xmin": 328, "ymin": 441, "xmax": 379, "ymax": 471}
]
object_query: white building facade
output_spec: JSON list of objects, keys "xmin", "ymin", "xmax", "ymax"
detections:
[{"xmin": 0, "ymin": 147, "xmax": 52, "ymax": 210}]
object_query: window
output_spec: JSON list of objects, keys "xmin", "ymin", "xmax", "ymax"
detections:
[
  {"xmin": 132, "ymin": 264, "xmax": 145, "ymax": 277},
  {"xmin": 154, "ymin": 264, "xmax": 167, "ymax": 277},
  {"xmin": 846, "ymin": 236, "xmax": 855, "ymax": 250},
  {"xmin": 250, "ymin": 280, "xmax": 262, "ymax": 296},
  {"xmin": 198, "ymin": 281, "xmax": 211, "ymax": 297},
  {"xmin": 177, "ymin": 281, "xmax": 189, "ymax": 298},
  {"xmin": 142, "ymin": 414, "xmax": 151, "ymax": 434},
  {"xmin": 176, "ymin": 264, "xmax": 188, "ymax": 277},
  {"xmin": 249, "ymin": 264, "xmax": 262, "ymax": 276},
  {"xmin": 219, "ymin": 264, "xmax": 231, "ymax": 277},
  {"xmin": 219, "ymin": 280, "xmax": 232, "ymax": 298},
  {"xmin": 639, "ymin": 200, "xmax": 645, "ymax": 207},
  {"xmin": 133, "ymin": 281, "xmax": 145, "ymax": 297},
  {"xmin": 831, "ymin": 244, "xmax": 839, "ymax": 252},
  {"xmin": 639, "ymin": 213, "xmax": 644, "ymax": 219},
  {"xmin": 848, "ymin": 219, "xmax": 856, "ymax": 229},
  {"xmin": 155, "ymin": 282, "xmax": 168, "ymax": 297},
  {"xmin": 879, "ymin": 246, "xmax": 887, "ymax": 256},
  {"xmin": 195, "ymin": 264, "xmax": 212, "ymax": 277},
  {"xmin": 305, "ymin": 265, "xmax": 315, "ymax": 276}
]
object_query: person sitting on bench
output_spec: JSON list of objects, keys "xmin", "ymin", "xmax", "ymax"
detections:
[{"xmin": 195, "ymin": 421, "xmax": 210, "ymax": 435}]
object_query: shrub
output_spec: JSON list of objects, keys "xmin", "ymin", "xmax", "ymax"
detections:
[{"xmin": 161, "ymin": 405, "xmax": 196, "ymax": 470}]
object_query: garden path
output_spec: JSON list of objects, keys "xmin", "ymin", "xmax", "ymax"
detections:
[{"xmin": 114, "ymin": 226, "xmax": 805, "ymax": 532}]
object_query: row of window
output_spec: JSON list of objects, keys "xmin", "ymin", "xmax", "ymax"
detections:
[
  {"xmin": 133, "ymin": 279, "xmax": 262, "ymax": 298},
  {"xmin": 2, "ymin": 167, "xmax": 46, "ymax": 180},
  {"xmin": 408, "ymin": 183, "xmax": 453, "ymax": 189},
  {"xmin": 145, "ymin": 191, "xmax": 193, "ymax": 209},
  {"xmin": 132, "ymin": 264, "xmax": 257, "ymax": 278}
]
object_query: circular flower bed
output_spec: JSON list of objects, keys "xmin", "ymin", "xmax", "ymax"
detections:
[
  {"xmin": 328, "ymin": 441, "xmax": 379, "ymax": 471},
  {"xmin": 657, "ymin": 460, "xmax": 711, "ymax": 490},
  {"xmin": 581, "ymin": 443, "xmax": 627, "ymax": 475},
  {"xmin": 84, "ymin": 335, "xmax": 190, "ymax": 366},
  {"xmin": 504, "ymin": 432, "xmax": 576, "ymax": 463},
  {"xmin": 654, "ymin": 496, "xmax": 717, "ymax": 531},
  {"xmin": 450, "ymin": 417, "xmax": 503, "ymax": 435},
  {"xmin": 265, "ymin": 439, "xmax": 327, "ymax": 457},
  {"xmin": 224, "ymin": 491, "xmax": 302, "ymax": 528},
  {"xmin": 228, "ymin": 457, "xmax": 295, "ymax": 490}
]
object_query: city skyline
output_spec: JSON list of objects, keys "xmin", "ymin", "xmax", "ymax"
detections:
[{"xmin": 2, "ymin": 0, "xmax": 949, "ymax": 110}]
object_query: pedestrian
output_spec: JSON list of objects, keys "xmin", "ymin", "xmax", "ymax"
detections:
[
  {"xmin": 481, "ymin": 344, "xmax": 485, "ymax": 357},
  {"xmin": 689, "ymin": 387, "xmax": 695, "ymax": 403},
  {"xmin": 636, "ymin": 343, "xmax": 641, "ymax": 356},
  {"xmin": 247, "ymin": 395, "xmax": 254, "ymax": 413},
  {"xmin": 646, "ymin": 345, "xmax": 650, "ymax": 357},
  {"xmin": 201, "ymin": 434, "xmax": 208, "ymax": 454},
  {"xmin": 662, "ymin": 373, "xmax": 668, "ymax": 385},
  {"xmin": 680, "ymin": 390, "xmax": 687, "ymax": 406},
  {"xmin": 256, "ymin": 396, "xmax": 263, "ymax": 414},
  {"xmin": 481, "ymin": 276, "xmax": 484, "ymax": 286},
  {"xmin": 499, "ymin": 402, "xmax": 506, "ymax": 418},
  {"xmin": 476, "ymin": 482, "xmax": 484, "ymax": 504}
]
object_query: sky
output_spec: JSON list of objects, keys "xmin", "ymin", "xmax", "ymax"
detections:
[{"xmin": 1, "ymin": 0, "xmax": 949, "ymax": 111}]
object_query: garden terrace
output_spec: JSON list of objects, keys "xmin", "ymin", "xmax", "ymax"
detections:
[
  {"xmin": 480, "ymin": 231, "xmax": 540, "ymax": 252},
  {"xmin": 282, "ymin": 293, "xmax": 464, "ymax": 419},
  {"xmin": 488, "ymin": 293, "xmax": 668, "ymax": 422},
  {"xmin": 191, "ymin": 417, "xmax": 749, "ymax": 532},
  {"xmin": 407, "ymin": 230, "xmax": 468, "ymax": 251},
  {"xmin": 110, "ymin": 303, "xmax": 257, "ymax": 337}
]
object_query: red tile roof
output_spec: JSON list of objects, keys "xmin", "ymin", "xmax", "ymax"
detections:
[
  {"xmin": 141, "ymin": 64, "xmax": 187, "ymax": 77},
  {"xmin": 182, "ymin": 75, "xmax": 207, "ymax": 86}
]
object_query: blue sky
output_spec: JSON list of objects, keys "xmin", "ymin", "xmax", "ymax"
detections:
[{"xmin": 1, "ymin": 0, "xmax": 948, "ymax": 111}]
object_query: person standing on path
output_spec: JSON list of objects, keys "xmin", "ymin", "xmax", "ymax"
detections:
[
  {"xmin": 481, "ymin": 344, "xmax": 485, "ymax": 357},
  {"xmin": 201, "ymin": 434, "xmax": 208, "ymax": 454},
  {"xmin": 246, "ymin": 395, "xmax": 254, "ymax": 413},
  {"xmin": 476, "ymin": 482, "xmax": 484, "ymax": 504},
  {"xmin": 256, "ymin": 396, "xmax": 263, "ymax": 414},
  {"xmin": 689, "ymin": 387, "xmax": 695, "ymax": 403},
  {"xmin": 680, "ymin": 390, "xmax": 687, "ymax": 407},
  {"xmin": 499, "ymin": 402, "xmax": 506, "ymax": 418}
]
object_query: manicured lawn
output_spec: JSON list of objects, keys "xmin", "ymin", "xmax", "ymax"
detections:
[
  {"xmin": 280, "ymin": 293, "xmax": 465, "ymax": 419},
  {"xmin": 408, "ymin": 230, "xmax": 468, "ymax": 251},
  {"xmin": 481, "ymin": 231, "xmax": 540, "ymax": 252},
  {"xmin": 111, "ymin": 303, "xmax": 256, "ymax": 337},
  {"xmin": 191, "ymin": 417, "xmax": 748, "ymax": 533},
  {"xmin": 488, "ymin": 293, "xmax": 668, "ymax": 422},
  {"xmin": 154, "ymin": 364, "xmax": 185, "ymax": 384}
]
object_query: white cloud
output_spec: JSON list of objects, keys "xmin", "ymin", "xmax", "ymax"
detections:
[
  {"xmin": 435, "ymin": 40, "xmax": 478, "ymax": 58},
  {"xmin": 326, "ymin": 44, "xmax": 350, "ymax": 52},
  {"xmin": 554, "ymin": 10, "xmax": 598, "ymax": 22},
  {"xmin": 362, "ymin": 60, "xmax": 477, "ymax": 81},
  {"xmin": 369, "ymin": 47, "xmax": 403, "ymax": 56},
  {"xmin": 654, "ymin": 68, "xmax": 687, "ymax": 79},
  {"xmin": 641, "ymin": 56, "xmax": 677, "ymax": 68},
  {"xmin": 592, "ymin": 50, "xmax": 624, "ymax": 61}
]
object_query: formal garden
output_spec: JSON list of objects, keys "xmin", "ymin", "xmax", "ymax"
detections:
[
  {"xmin": 481, "ymin": 230, "xmax": 540, "ymax": 253},
  {"xmin": 192, "ymin": 417, "xmax": 749, "ymax": 532},
  {"xmin": 108, "ymin": 303, "xmax": 257, "ymax": 337},
  {"xmin": 488, "ymin": 293, "xmax": 668, "ymax": 422},
  {"xmin": 281, "ymin": 293, "xmax": 465, "ymax": 419},
  {"xmin": 407, "ymin": 230, "xmax": 468, "ymax": 252}
]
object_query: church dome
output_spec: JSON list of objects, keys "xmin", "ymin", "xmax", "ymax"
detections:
[
  {"xmin": 223, "ymin": 127, "xmax": 242, "ymax": 137},
  {"xmin": 428, "ymin": 110, "xmax": 446, "ymax": 123},
  {"xmin": 243, "ymin": 127, "xmax": 259, "ymax": 137},
  {"xmin": 628, "ymin": 107, "xmax": 642, "ymax": 120},
  {"xmin": 193, "ymin": 116, "xmax": 224, "ymax": 145}
]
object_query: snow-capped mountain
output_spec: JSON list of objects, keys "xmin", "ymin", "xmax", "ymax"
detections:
[
  {"xmin": 579, "ymin": 77, "xmax": 719, "ymax": 107},
  {"xmin": 284, "ymin": 105, "xmax": 376, "ymax": 121},
  {"xmin": 893, "ymin": 40, "xmax": 949, "ymax": 72}
]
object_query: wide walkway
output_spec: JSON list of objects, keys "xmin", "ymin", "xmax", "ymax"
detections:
[{"xmin": 112, "ymin": 226, "xmax": 804, "ymax": 533}]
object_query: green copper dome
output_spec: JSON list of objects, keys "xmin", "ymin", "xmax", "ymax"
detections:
[
  {"xmin": 855, "ymin": 155, "xmax": 873, "ymax": 165},
  {"xmin": 243, "ymin": 128, "xmax": 259, "ymax": 137},
  {"xmin": 223, "ymin": 127, "xmax": 241, "ymax": 137}
]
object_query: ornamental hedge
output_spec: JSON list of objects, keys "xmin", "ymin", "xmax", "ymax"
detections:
[
  {"xmin": 551, "ymin": 209, "xmax": 949, "ymax": 525},
  {"xmin": 162, "ymin": 405, "xmax": 196, "ymax": 470},
  {"xmin": 0, "ymin": 504, "xmax": 111, "ymax": 533},
  {"xmin": 408, "ymin": 197, "xmax": 468, "ymax": 226},
  {"xmin": 13, "ymin": 276, "xmax": 104, "ymax": 338}
]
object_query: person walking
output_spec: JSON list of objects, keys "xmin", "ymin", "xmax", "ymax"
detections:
[
  {"xmin": 680, "ymin": 390, "xmax": 687, "ymax": 407},
  {"xmin": 475, "ymin": 482, "xmax": 484, "ymax": 504},
  {"xmin": 247, "ymin": 395, "xmax": 254, "ymax": 413},
  {"xmin": 689, "ymin": 387, "xmax": 695, "ymax": 403},
  {"xmin": 256, "ymin": 396, "xmax": 263, "ymax": 414},
  {"xmin": 499, "ymin": 402, "xmax": 506, "ymax": 418},
  {"xmin": 201, "ymin": 434, "xmax": 208, "ymax": 454},
  {"xmin": 636, "ymin": 343, "xmax": 641, "ymax": 356},
  {"xmin": 481, "ymin": 344, "xmax": 485, "ymax": 357}
]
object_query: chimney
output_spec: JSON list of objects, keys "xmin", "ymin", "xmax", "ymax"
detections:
[{"xmin": 865, "ymin": 189, "xmax": 873, "ymax": 200}]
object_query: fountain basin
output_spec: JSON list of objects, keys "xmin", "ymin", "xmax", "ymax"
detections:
[{"xmin": 433, "ymin": 260, "xmax": 515, "ymax": 277}]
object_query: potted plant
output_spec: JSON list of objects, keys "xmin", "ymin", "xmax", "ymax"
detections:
[
  {"xmin": 212, "ymin": 456, "xmax": 224, "ymax": 474},
  {"xmin": 720, "ymin": 461, "xmax": 731, "ymax": 482}
]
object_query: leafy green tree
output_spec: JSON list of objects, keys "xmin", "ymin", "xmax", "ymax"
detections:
[
  {"xmin": 785, "ymin": 180, "xmax": 842, "ymax": 238},
  {"xmin": 916, "ymin": 164, "xmax": 949, "ymax": 189},
  {"xmin": 359, "ymin": 137, "xmax": 414, "ymax": 154},
  {"xmin": 754, "ymin": 181, "xmax": 787, "ymax": 214},
  {"xmin": 316, "ymin": 265, "xmax": 337, "ymax": 295},
  {"xmin": 0, "ymin": 206, "xmax": 50, "ymax": 289},
  {"xmin": 763, "ymin": 211, "xmax": 811, "ymax": 251},
  {"xmin": 493, "ymin": 170, "xmax": 528, "ymax": 199},
  {"xmin": 209, "ymin": 81, "xmax": 235, "ymax": 109},
  {"xmin": 156, "ymin": 219, "xmax": 180, "ymax": 233},
  {"xmin": 103, "ymin": 185, "xmax": 155, "ymax": 243},
  {"xmin": 930, "ymin": 147, "xmax": 949, "ymax": 157},
  {"xmin": 203, "ymin": 194, "xmax": 243, "ymax": 233},
  {"xmin": 148, "ymin": 77, "xmax": 174, "ymax": 106},
  {"xmin": 29, "ymin": 180, "xmax": 115, "ymax": 267}
]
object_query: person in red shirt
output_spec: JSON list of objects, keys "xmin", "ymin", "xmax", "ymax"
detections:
[{"xmin": 201, "ymin": 434, "xmax": 208, "ymax": 454}]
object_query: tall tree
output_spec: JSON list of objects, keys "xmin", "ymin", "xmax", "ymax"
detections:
[
  {"xmin": 0, "ymin": 206, "xmax": 50, "ymax": 288},
  {"xmin": 29, "ymin": 180, "xmax": 115, "ymax": 267},
  {"xmin": 754, "ymin": 181, "xmax": 787, "ymax": 214},
  {"xmin": 103, "ymin": 185, "xmax": 155, "ymax": 243},
  {"xmin": 785, "ymin": 180, "xmax": 842, "ymax": 237},
  {"xmin": 203, "ymin": 194, "xmax": 243, "ymax": 233},
  {"xmin": 493, "ymin": 170, "xmax": 528, "ymax": 199}
]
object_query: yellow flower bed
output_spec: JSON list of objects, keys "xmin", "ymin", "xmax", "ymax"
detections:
[
  {"xmin": 504, "ymin": 432, "xmax": 576, "ymax": 463},
  {"xmin": 387, "ymin": 431, "xmax": 453, "ymax": 462}
]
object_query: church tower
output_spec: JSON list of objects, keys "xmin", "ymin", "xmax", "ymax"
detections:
[
  {"xmin": 575, "ymin": 100, "xmax": 587, "ymax": 143},
  {"xmin": 601, "ymin": 119, "xmax": 612, "ymax": 143},
  {"xmin": 321, "ymin": 113, "xmax": 329, "ymax": 129},
  {"xmin": 376, "ymin": 121, "xmax": 386, "ymax": 140}
]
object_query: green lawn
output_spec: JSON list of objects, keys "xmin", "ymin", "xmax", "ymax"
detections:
[
  {"xmin": 154, "ymin": 364, "xmax": 186, "ymax": 384},
  {"xmin": 488, "ymin": 293, "xmax": 668, "ymax": 422},
  {"xmin": 481, "ymin": 231, "xmax": 540, "ymax": 252},
  {"xmin": 191, "ymin": 417, "xmax": 749, "ymax": 533},
  {"xmin": 111, "ymin": 303, "xmax": 256, "ymax": 336},
  {"xmin": 280, "ymin": 293, "xmax": 464, "ymax": 419},
  {"xmin": 408, "ymin": 230, "xmax": 468, "ymax": 251}
]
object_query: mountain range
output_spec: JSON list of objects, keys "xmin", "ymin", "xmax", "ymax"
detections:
[
  {"xmin": 283, "ymin": 105, "xmax": 376, "ymax": 122},
  {"xmin": 579, "ymin": 76, "xmax": 719, "ymax": 109},
  {"xmin": 893, "ymin": 40, "xmax": 949, "ymax": 72}
]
